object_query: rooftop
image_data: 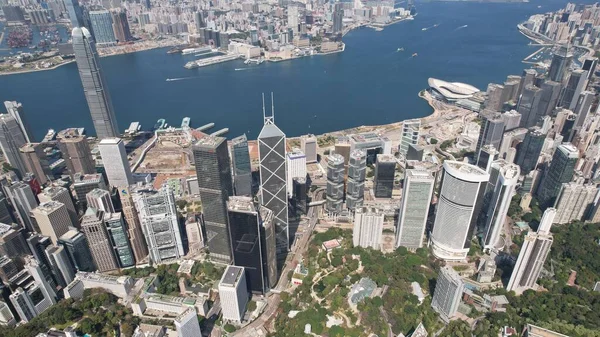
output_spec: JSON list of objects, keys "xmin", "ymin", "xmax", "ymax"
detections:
[
  {"xmin": 59, "ymin": 229, "xmax": 82, "ymax": 242},
  {"xmin": 87, "ymin": 188, "xmax": 110, "ymax": 198},
  {"xmin": 376, "ymin": 154, "xmax": 396, "ymax": 163},
  {"xmin": 406, "ymin": 169, "xmax": 434, "ymax": 180},
  {"xmin": 194, "ymin": 135, "xmax": 226, "ymax": 149},
  {"xmin": 444, "ymin": 160, "xmax": 489, "ymax": 181},
  {"xmin": 98, "ymin": 137, "xmax": 122, "ymax": 145},
  {"xmin": 0, "ymin": 223, "xmax": 12, "ymax": 236},
  {"xmin": 76, "ymin": 272, "xmax": 131, "ymax": 285},
  {"xmin": 231, "ymin": 134, "xmax": 248, "ymax": 145},
  {"xmin": 287, "ymin": 148, "xmax": 306, "ymax": 159},
  {"xmin": 220, "ymin": 265, "xmax": 244, "ymax": 287},
  {"xmin": 327, "ymin": 153, "xmax": 345, "ymax": 165},
  {"xmin": 227, "ymin": 196, "xmax": 256, "ymax": 213},
  {"xmin": 33, "ymin": 201, "xmax": 64, "ymax": 214},
  {"xmin": 525, "ymin": 324, "xmax": 570, "ymax": 337}
]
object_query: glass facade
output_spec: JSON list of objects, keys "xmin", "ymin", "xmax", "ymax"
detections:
[{"xmin": 105, "ymin": 214, "xmax": 134, "ymax": 268}]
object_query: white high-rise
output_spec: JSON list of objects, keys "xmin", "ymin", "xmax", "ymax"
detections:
[
  {"xmin": 174, "ymin": 307, "xmax": 202, "ymax": 337},
  {"xmin": 431, "ymin": 161, "xmax": 490, "ymax": 261},
  {"xmin": 31, "ymin": 201, "xmax": 73, "ymax": 245},
  {"xmin": 399, "ymin": 119, "xmax": 420, "ymax": 156},
  {"xmin": 300, "ymin": 134, "xmax": 318, "ymax": 163},
  {"xmin": 431, "ymin": 266, "xmax": 465, "ymax": 322},
  {"xmin": 507, "ymin": 208, "xmax": 555, "ymax": 294},
  {"xmin": 218, "ymin": 265, "xmax": 248, "ymax": 323},
  {"xmin": 481, "ymin": 161, "xmax": 520, "ymax": 250},
  {"xmin": 286, "ymin": 148, "xmax": 306, "ymax": 198},
  {"xmin": 396, "ymin": 169, "xmax": 435, "ymax": 249},
  {"xmin": 9, "ymin": 288, "xmax": 37, "ymax": 323},
  {"xmin": 86, "ymin": 188, "xmax": 115, "ymax": 213},
  {"xmin": 98, "ymin": 138, "xmax": 133, "ymax": 188},
  {"xmin": 553, "ymin": 182, "xmax": 597, "ymax": 224},
  {"xmin": 25, "ymin": 257, "xmax": 57, "ymax": 311},
  {"xmin": 352, "ymin": 207, "xmax": 384, "ymax": 250}
]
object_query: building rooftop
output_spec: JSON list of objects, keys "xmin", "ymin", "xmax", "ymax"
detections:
[
  {"xmin": 327, "ymin": 153, "xmax": 345, "ymax": 165},
  {"xmin": 0, "ymin": 223, "xmax": 12, "ymax": 236},
  {"xmin": 73, "ymin": 173, "xmax": 103, "ymax": 184},
  {"xmin": 349, "ymin": 277, "xmax": 377, "ymax": 305},
  {"xmin": 231, "ymin": 134, "xmax": 248, "ymax": 145},
  {"xmin": 42, "ymin": 186, "xmax": 67, "ymax": 198},
  {"xmin": 227, "ymin": 196, "xmax": 256, "ymax": 213},
  {"xmin": 87, "ymin": 188, "xmax": 110, "ymax": 198},
  {"xmin": 59, "ymin": 229, "xmax": 81, "ymax": 242},
  {"xmin": 524, "ymin": 324, "xmax": 570, "ymax": 337},
  {"xmin": 444, "ymin": 160, "xmax": 489, "ymax": 181},
  {"xmin": 133, "ymin": 324, "xmax": 165, "ymax": 337},
  {"xmin": 406, "ymin": 169, "xmax": 434, "ymax": 180},
  {"xmin": 287, "ymin": 148, "xmax": 306, "ymax": 159},
  {"xmin": 194, "ymin": 135, "xmax": 226, "ymax": 149},
  {"xmin": 76, "ymin": 272, "xmax": 131, "ymax": 285},
  {"xmin": 33, "ymin": 201, "xmax": 64, "ymax": 214},
  {"xmin": 376, "ymin": 154, "xmax": 396, "ymax": 163},
  {"xmin": 557, "ymin": 143, "xmax": 579, "ymax": 158},
  {"xmin": 177, "ymin": 260, "xmax": 195, "ymax": 274},
  {"xmin": 99, "ymin": 137, "xmax": 122, "ymax": 145},
  {"xmin": 220, "ymin": 265, "xmax": 244, "ymax": 287},
  {"xmin": 350, "ymin": 149, "xmax": 366, "ymax": 159}
]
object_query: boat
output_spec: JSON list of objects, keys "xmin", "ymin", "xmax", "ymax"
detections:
[
  {"xmin": 397, "ymin": 47, "xmax": 404, "ymax": 52},
  {"xmin": 154, "ymin": 119, "xmax": 166, "ymax": 130},
  {"xmin": 421, "ymin": 28, "xmax": 427, "ymax": 31},
  {"xmin": 412, "ymin": 53, "xmax": 418, "ymax": 57}
]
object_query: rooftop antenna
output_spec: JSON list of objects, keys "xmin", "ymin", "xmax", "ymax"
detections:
[
  {"xmin": 263, "ymin": 93, "xmax": 274, "ymax": 125},
  {"xmin": 271, "ymin": 92, "xmax": 275, "ymax": 123},
  {"xmin": 262, "ymin": 93, "xmax": 266, "ymax": 121}
]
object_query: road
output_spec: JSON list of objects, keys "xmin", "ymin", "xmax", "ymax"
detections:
[{"xmin": 231, "ymin": 189, "xmax": 325, "ymax": 336}]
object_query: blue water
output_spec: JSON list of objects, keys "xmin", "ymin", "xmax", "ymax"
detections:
[{"xmin": 0, "ymin": 0, "xmax": 592, "ymax": 141}]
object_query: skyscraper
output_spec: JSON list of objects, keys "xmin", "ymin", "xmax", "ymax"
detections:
[
  {"xmin": 104, "ymin": 212, "xmax": 134, "ymax": 268},
  {"xmin": 110, "ymin": 9, "xmax": 132, "ymax": 43},
  {"xmin": 86, "ymin": 188, "xmax": 115, "ymax": 213},
  {"xmin": 480, "ymin": 161, "xmax": 520, "ymax": 250},
  {"xmin": 227, "ymin": 196, "xmax": 277, "ymax": 294},
  {"xmin": 431, "ymin": 161, "xmax": 489, "ymax": 261},
  {"xmin": 98, "ymin": 138, "xmax": 133, "ymax": 188},
  {"xmin": 286, "ymin": 149, "xmax": 306, "ymax": 198},
  {"xmin": 19, "ymin": 143, "xmax": 51, "ymax": 185},
  {"xmin": 88, "ymin": 10, "xmax": 116, "ymax": 45},
  {"xmin": 6, "ymin": 182, "xmax": 38, "ymax": 232},
  {"xmin": 0, "ymin": 114, "xmax": 27, "ymax": 176},
  {"xmin": 218, "ymin": 265, "xmax": 248, "ymax": 323},
  {"xmin": 374, "ymin": 154, "xmax": 396, "ymax": 198},
  {"xmin": 231, "ymin": 134, "xmax": 252, "ymax": 196},
  {"xmin": 193, "ymin": 136, "xmax": 234, "ymax": 263},
  {"xmin": 0, "ymin": 223, "xmax": 29, "ymax": 258},
  {"xmin": 537, "ymin": 143, "xmax": 579, "ymax": 207},
  {"xmin": 431, "ymin": 266, "xmax": 465, "ymax": 322},
  {"xmin": 80, "ymin": 208, "xmax": 119, "ymax": 272},
  {"xmin": 553, "ymin": 182, "xmax": 597, "ymax": 225},
  {"xmin": 346, "ymin": 149, "xmax": 366, "ymax": 210},
  {"xmin": 4, "ymin": 101, "xmax": 33, "ymax": 143},
  {"xmin": 25, "ymin": 257, "xmax": 57, "ymax": 307},
  {"xmin": 9, "ymin": 288, "xmax": 37, "ymax": 323},
  {"xmin": 332, "ymin": 2, "xmax": 343, "ymax": 34},
  {"xmin": 56, "ymin": 129, "xmax": 95, "ymax": 176},
  {"xmin": 58, "ymin": 230, "xmax": 96, "ymax": 272},
  {"xmin": 175, "ymin": 308, "xmax": 202, "ymax": 337},
  {"xmin": 32, "ymin": 201, "xmax": 73, "ymax": 245},
  {"xmin": 72, "ymin": 27, "xmax": 119, "ymax": 139},
  {"xmin": 352, "ymin": 207, "xmax": 384, "ymax": 249},
  {"xmin": 396, "ymin": 169, "xmax": 435, "ymax": 250},
  {"xmin": 485, "ymin": 83, "xmax": 505, "ymax": 111},
  {"xmin": 258, "ymin": 102, "xmax": 289, "ymax": 258},
  {"xmin": 507, "ymin": 208, "xmax": 555, "ymax": 294},
  {"xmin": 73, "ymin": 173, "xmax": 107, "ymax": 203},
  {"xmin": 476, "ymin": 145, "xmax": 499, "ymax": 172},
  {"xmin": 63, "ymin": 0, "xmax": 83, "ymax": 27},
  {"xmin": 326, "ymin": 153, "xmax": 345, "ymax": 213},
  {"xmin": 560, "ymin": 69, "xmax": 588, "ymax": 110},
  {"xmin": 517, "ymin": 85, "xmax": 543, "ymax": 128},
  {"xmin": 287, "ymin": 6, "xmax": 299, "ymax": 32},
  {"xmin": 515, "ymin": 127, "xmax": 545, "ymax": 175},
  {"xmin": 133, "ymin": 186, "xmax": 184, "ymax": 264},
  {"xmin": 548, "ymin": 46, "xmax": 573, "ymax": 83},
  {"xmin": 119, "ymin": 187, "xmax": 148, "ymax": 264},
  {"xmin": 300, "ymin": 134, "xmax": 318, "ymax": 163},
  {"xmin": 45, "ymin": 245, "xmax": 75, "ymax": 287},
  {"xmin": 38, "ymin": 186, "xmax": 78, "ymax": 231},
  {"xmin": 476, "ymin": 110, "xmax": 505, "ymax": 163},
  {"xmin": 399, "ymin": 119, "xmax": 420, "ymax": 156}
]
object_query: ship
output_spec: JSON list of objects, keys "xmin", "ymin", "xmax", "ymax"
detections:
[
  {"xmin": 397, "ymin": 47, "xmax": 404, "ymax": 52},
  {"xmin": 412, "ymin": 53, "xmax": 418, "ymax": 57}
]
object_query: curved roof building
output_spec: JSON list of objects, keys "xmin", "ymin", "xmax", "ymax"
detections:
[
  {"xmin": 428, "ymin": 78, "xmax": 480, "ymax": 101},
  {"xmin": 431, "ymin": 161, "xmax": 489, "ymax": 261}
]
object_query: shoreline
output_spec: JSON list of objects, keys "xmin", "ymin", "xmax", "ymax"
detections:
[{"xmin": 0, "ymin": 59, "xmax": 75, "ymax": 76}]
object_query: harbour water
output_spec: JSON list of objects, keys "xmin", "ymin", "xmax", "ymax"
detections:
[{"xmin": 0, "ymin": 0, "xmax": 593, "ymax": 141}]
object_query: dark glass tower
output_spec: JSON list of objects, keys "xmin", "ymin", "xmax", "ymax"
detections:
[
  {"xmin": 515, "ymin": 127, "xmax": 545, "ymax": 175},
  {"xmin": 536, "ymin": 143, "xmax": 579, "ymax": 207},
  {"xmin": 193, "ymin": 136, "xmax": 234, "ymax": 263},
  {"xmin": 227, "ymin": 197, "xmax": 277, "ymax": 294},
  {"xmin": 231, "ymin": 134, "xmax": 252, "ymax": 196},
  {"xmin": 72, "ymin": 27, "xmax": 119, "ymax": 139}
]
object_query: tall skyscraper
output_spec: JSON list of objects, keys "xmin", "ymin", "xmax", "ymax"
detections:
[
  {"xmin": 346, "ymin": 149, "xmax": 366, "ymax": 210},
  {"xmin": 73, "ymin": 173, "xmax": 107, "ymax": 203},
  {"xmin": 399, "ymin": 119, "xmax": 420, "ymax": 156},
  {"xmin": 25, "ymin": 234, "xmax": 57, "ymax": 290},
  {"xmin": 80, "ymin": 207, "xmax": 119, "ymax": 272},
  {"xmin": 396, "ymin": 169, "xmax": 435, "ymax": 250},
  {"xmin": 553, "ymin": 182, "xmax": 597, "ymax": 225},
  {"xmin": 537, "ymin": 143, "xmax": 579, "ymax": 207},
  {"xmin": 515, "ymin": 127, "xmax": 545, "ymax": 175},
  {"xmin": 56, "ymin": 129, "xmax": 95, "ymax": 176},
  {"xmin": 287, "ymin": 6, "xmax": 299, "ymax": 32},
  {"xmin": 6, "ymin": 182, "xmax": 38, "ymax": 232},
  {"xmin": 476, "ymin": 110, "xmax": 505, "ymax": 163},
  {"xmin": 0, "ymin": 114, "xmax": 27, "ymax": 176},
  {"xmin": 72, "ymin": 27, "xmax": 119, "ymax": 139},
  {"xmin": 0, "ymin": 223, "xmax": 29, "ymax": 258},
  {"xmin": 538, "ymin": 80, "xmax": 562, "ymax": 118},
  {"xmin": 119, "ymin": 187, "xmax": 148, "ymax": 264},
  {"xmin": 352, "ymin": 207, "xmax": 384, "ymax": 250},
  {"xmin": 431, "ymin": 266, "xmax": 465, "ymax": 322},
  {"xmin": 517, "ymin": 85, "xmax": 543, "ymax": 128},
  {"xmin": 86, "ymin": 188, "xmax": 115, "ymax": 213},
  {"xmin": 374, "ymin": 154, "xmax": 396, "ymax": 198},
  {"xmin": 507, "ymin": 208, "xmax": 555, "ymax": 294},
  {"xmin": 45, "ymin": 245, "xmax": 75, "ymax": 287},
  {"xmin": 193, "ymin": 136, "xmax": 234, "ymax": 263},
  {"xmin": 63, "ymin": 0, "xmax": 84, "ymax": 27},
  {"xmin": 227, "ymin": 197, "xmax": 277, "ymax": 294},
  {"xmin": 258, "ymin": 103, "xmax": 289, "ymax": 258},
  {"xmin": 98, "ymin": 138, "xmax": 133, "ymax": 188},
  {"xmin": 286, "ymin": 149, "xmax": 306, "ymax": 198},
  {"xmin": 88, "ymin": 10, "xmax": 116, "ymax": 45},
  {"xmin": 485, "ymin": 83, "xmax": 505, "ymax": 112},
  {"xmin": 581, "ymin": 57, "xmax": 597, "ymax": 80},
  {"xmin": 104, "ymin": 212, "xmax": 134, "ymax": 268},
  {"xmin": 58, "ymin": 230, "xmax": 96, "ymax": 272},
  {"xmin": 218, "ymin": 265, "xmax": 248, "ymax": 323},
  {"xmin": 19, "ymin": 143, "xmax": 51, "ymax": 185},
  {"xmin": 0, "ymin": 193, "xmax": 14, "ymax": 225},
  {"xmin": 9, "ymin": 288, "xmax": 37, "ymax": 323},
  {"xmin": 548, "ymin": 46, "xmax": 573, "ymax": 83},
  {"xmin": 4, "ymin": 101, "xmax": 33, "ymax": 143},
  {"xmin": 326, "ymin": 153, "xmax": 345, "ymax": 213},
  {"xmin": 431, "ymin": 161, "xmax": 489, "ymax": 261},
  {"xmin": 110, "ymin": 9, "xmax": 132, "ymax": 43},
  {"xmin": 560, "ymin": 69, "xmax": 588, "ymax": 110},
  {"xmin": 476, "ymin": 145, "xmax": 499, "ymax": 172},
  {"xmin": 38, "ymin": 186, "xmax": 78, "ymax": 231},
  {"xmin": 300, "ymin": 134, "xmax": 318, "ymax": 163},
  {"xmin": 25, "ymin": 257, "xmax": 57, "ymax": 307},
  {"xmin": 32, "ymin": 201, "xmax": 73, "ymax": 245},
  {"xmin": 332, "ymin": 1, "xmax": 343, "ymax": 34},
  {"xmin": 175, "ymin": 308, "xmax": 202, "ymax": 337},
  {"xmin": 480, "ymin": 161, "xmax": 520, "ymax": 250},
  {"xmin": 231, "ymin": 134, "xmax": 252, "ymax": 197},
  {"xmin": 133, "ymin": 186, "xmax": 184, "ymax": 264}
]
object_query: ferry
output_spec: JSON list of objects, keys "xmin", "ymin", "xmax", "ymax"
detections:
[
  {"xmin": 154, "ymin": 119, "xmax": 166, "ymax": 130},
  {"xmin": 412, "ymin": 53, "xmax": 418, "ymax": 57},
  {"xmin": 181, "ymin": 46, "xmax": 211, "ymax": 55},
  {"xmin": 397, "ymin": 47, "xmax": 404, "ymax": 52},
  {"xmin": 181, "ymin": 117, "xmax": 191, "ymax": 129}
]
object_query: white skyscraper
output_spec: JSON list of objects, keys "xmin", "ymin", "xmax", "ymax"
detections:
[
  {"xmin": 288, "ymin": 6, "xmax": 299, "ymax": 32},
  {"xmin": 431, "ymin": 161, "xmax": 490, "ymax": 261},
  {"xmin": 481, "ymin": 161, "xmax": 520, "ymax": 250},
  {"xmin": 133, "ymin": 185, "xmax": 184, "ymax": 264},
  {"xmin": 25, "ymin": 257, "xmax": 57, "ymax": 311},
  {"xmin": 174, "ymin": 308, "xmax": 202, "ymax": 337},
  {"xmin": 396, "ymin": 169, "xmax": 435, "ymax": 249},
  {"xmin": 86, "ymin": 188, "xmax": 115, "ymax": 213},
  {"xmin": 507, "ymin": 208, "xmax": 555, "ymax": 294},
  {"xmin": 431, "ymin": 266, "xmax": 464, "ymax": 322},
  {"xmin": 98, "ymin": 138, "xmax": 133, "ymax": 188},
  {"xmin": 286, "ymin": 148, "xmax": 306, "ymax": 198},
  {"xmin": 218, "ymin": 265, "xmax": 248, "ymax": 323},
  {"xmin": 300, "ymin": 134, "xmax": 318, "ymax": 163},
  {"xmin": 553, "ymin": 182, "xmax": 597, "ymax": 224},
  {"xmin": 46, "ymin": 245, "xmax": 75, "ymax": 287},
  {"xmin": 6, "ymin": 182, "xmax": 38, "ymax": 232},
  {"xmin": 9, "ymin": 288, "xmax": 37, "ymax": 323},
  {"xmin": 352, "ymin": 207, "xmax": 384, "ymax": 249},
  {"xmin": 31, "ymin": 201, "xmax": 73, "ymax": 245}
]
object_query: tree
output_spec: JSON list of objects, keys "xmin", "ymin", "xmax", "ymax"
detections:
[
  {"xmin": 223, "ymin": 324, "xmax": 237, "ymax": 333},
  {"xmin": 430, "ymin": 138, "xmax": 438, "ymax": 144},
  {"xmin": 176, "ymin": 199, "xmax": 188, "ymax": 210},
  {"xmin": 247, "ymin": 300, "xmax": 257, "ymax": 312}
]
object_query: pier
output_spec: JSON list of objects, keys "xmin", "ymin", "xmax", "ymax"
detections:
[
  {"xmin": 196, "ymin": 123, "xmax": 214, "ymax": 132},
  {"xmin": 184, "ymin": 54, "xmax": 241, "ymax": 69}
]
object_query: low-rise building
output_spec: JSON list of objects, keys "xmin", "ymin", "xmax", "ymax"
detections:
[{"xmin": 76, "ymin": 272, "xmax": 134, "ymax": 298}]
